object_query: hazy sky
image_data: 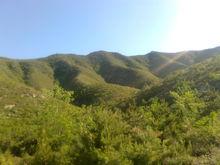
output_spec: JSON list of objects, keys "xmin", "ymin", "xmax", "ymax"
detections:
[{"xmin": 0, "ymin": 0, "xmax": 220, "ymax": 58}]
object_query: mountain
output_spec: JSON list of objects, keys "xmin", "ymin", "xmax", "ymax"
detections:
[
  {"xmin": 136, "ymin": 56, "xmax": 220, "ymax": 105},
  {"xmin": 132, "ymin": 46, "xmax": 220, "ymax": 77},
  {"xmin": 1, "ymin": 46, "xmax": 220, "ymax": 106},
  {"xmin": 87, "ymin": 51, "xmax": 160, "ymax": 88},
  {"xmin": 0, "ymin": 56, "xmax": 137, "ymax": 106},
  {"xmin": 1, "ymin": 46, "xmax": 220, "ymax": 164}
]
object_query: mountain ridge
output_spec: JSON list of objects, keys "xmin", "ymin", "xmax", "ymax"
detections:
[
  {"xmin": 1, "ymin": 46, "xmax": 220, "ymax": 105},
  {"xmin": 1, "ymin": 46, "xmax": 220, "ymax": 163}
]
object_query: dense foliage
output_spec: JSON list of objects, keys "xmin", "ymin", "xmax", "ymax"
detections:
[
  {"xmin": 1, "ymin": 47, "xmax": 220, "ymax": 164},
  {"xmin": 0, "ymin": 82, "xmax": 220, "ymax": 164}
]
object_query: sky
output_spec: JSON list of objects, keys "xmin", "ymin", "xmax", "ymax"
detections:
[{"xmin": 0, "ymin": 0, "xmax": 220, "ymax": 59}]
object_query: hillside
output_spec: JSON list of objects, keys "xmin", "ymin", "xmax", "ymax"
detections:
[
  {"xmin": 0, "ymin": 56, "xmax": 138, "ymax": 106},
  {"xmin": 1, "ymin": 46, "xmax": 220, "ymax": 164},
  {"xmin": 1, "ymin": 46, "xmax": 220, "ymax": 87},
  {"xmin": 136, "ymin": 56, "xmax": 220, "ymax": 105},
  {"xmin": 87, "ymin": 51, "xmax": 160, "ymax": 88},
  {"xmin": 132, "ymin": 46, "xmax": 220, "ymax": 77},
  {"xmin": 1, "ymin": 46, "xmax": 220, "ymax": 106}
]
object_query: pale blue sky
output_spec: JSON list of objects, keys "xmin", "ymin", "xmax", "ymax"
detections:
[{"xmin": 0, "ymin": 0, "xmax": 220, "ymax": 59}]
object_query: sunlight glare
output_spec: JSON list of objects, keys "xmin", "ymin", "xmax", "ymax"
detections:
[{"xmin": 163, "ymin": 0, "xmax": 220, "ymax": 52}]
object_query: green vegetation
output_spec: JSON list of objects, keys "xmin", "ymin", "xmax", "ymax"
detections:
[
  {"xmin": 1, "ymin": 47, "xmax": 220, "ymax": 164},
  {"xmin": 136, "ymin": 56, "xmax": 220, "ymax": 105}
]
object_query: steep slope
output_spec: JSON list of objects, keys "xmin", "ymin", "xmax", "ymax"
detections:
[
  {"xmin": 44, "ymin": 54, "xmax": 105, "ymax": 88},
  {"xmin": 0, "ymin": 56, "xmax": 138, "ymax": 106},
  {"xmin": 1, "ymin": 47, "xmax": 220, "ymax": 164},
  {"xmin": 1, "ymin": 46, "xmax": 220, "ymax": 106},
  {"xmin": 132, "ymin": 46, "xmax": 220, "ymax": 77},
  {"xmin": 137, "ymin": 51, "xmax": 187, "ymax": 77},
  {"xmin": 136, "ymin": 56, "xmax": 220, "ymax": 105},
  {"xmin": 43, "ymin": 54, "xmax": 139, "ymax": 105},
  {"xmin": 0, "ymin": 59, "xmax": 54, "ymax": 89},
  {"xmin": 87, "ymin": 51, "xmax": 160, "ymax": 88}
]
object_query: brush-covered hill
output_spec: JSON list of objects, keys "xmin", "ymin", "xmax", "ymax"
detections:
[
  {"xmin": 1, "ymin": 46, "xmax": 220, "ymax": 164},
  {"xmin": 1, "ymin": 46, "xmax": 220, "ymax": 106},
  {"xmin": 0, "ymin": 56, "xmax": 138, "ymax": 106},
  {"xmin": 132, "ymin": 46, "xmax": 220, "ymax": 77},
  {"xmin": 136, "ymin": 56, "xmax": 220, "ymax": 105},
  {"xmin": 87, "ymin": 51, "xmax": 160, "ymax": 88}
]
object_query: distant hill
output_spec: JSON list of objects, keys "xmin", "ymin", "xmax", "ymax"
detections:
[
  {"xmin": 1, "ymin": 46, "xmax": 220, "ymax": 105},
  {"xmin": 87, "ymin": 51, "xmax": 160, "ymax": 88},
  {"xmin": 132, "ymin": 46, "xmax": 220, "ymax": 77},
  {"xmin": 135, "ymin": 56, "xmax": 220, "ymax": 105},
  {"xmin": 1, "ymin": 46, "xmax": 220, "ymax": 164}
]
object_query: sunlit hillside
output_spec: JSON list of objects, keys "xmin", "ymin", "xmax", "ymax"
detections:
[{"xmin": 1, "ymin": 46, "xmax": 220, "ymax": 164}]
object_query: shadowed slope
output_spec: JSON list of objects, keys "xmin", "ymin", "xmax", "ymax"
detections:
[
  {"xmin": 87, "ymin": 51, "xmax": 160, "ymax": 88},
  {"xmin": 1, "ymin": 46, "xmax": 220, "ymax": 105},
  {"xmin": 0, "ymin": 55, "xmax": 138, "ymax": 106}
]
